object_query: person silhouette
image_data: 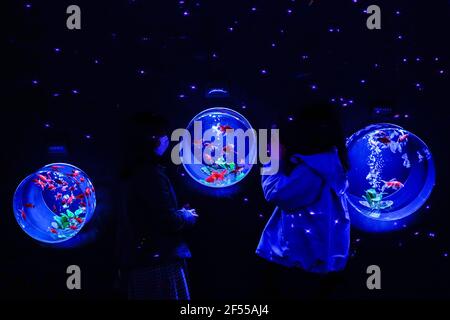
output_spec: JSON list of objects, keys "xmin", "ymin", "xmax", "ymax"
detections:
[
  {"xmin": 118, "ymin": 112, "xmax": 198, "ymax": 300},
  {"xmin": 256, "ymin": 103, "xmax": 350, "ymax": 299}
]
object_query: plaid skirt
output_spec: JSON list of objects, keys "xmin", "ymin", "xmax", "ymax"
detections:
[{"xmin": 128, "ymin": 260, "xmax": 190, "ymax": 300}]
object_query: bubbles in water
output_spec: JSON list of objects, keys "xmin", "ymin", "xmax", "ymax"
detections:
[
  {"xmin": 13, "ymin": 163, "xmax": 96, "ymax": 243},
  {"xmin": 182, "ymin": 107, "xmax": 256, "ymax": 188},
  {"xmin": 346, "ymin": 124, "xmax": 435, "ymax": 221}
]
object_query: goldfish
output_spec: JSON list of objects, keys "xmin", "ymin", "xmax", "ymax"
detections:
[
  {"xmin": 32, "ymin": 178, "xmax": 46, "ymax": 190},
  {"xmin": 47, "ymin": 184, "xmax": 56, "ymax": 191},
  {"xmin": 204, "ymin": 153, "xmax": 213, "ymax": 163},
  {"xmin": 75, "ymin": 217, "xmax": 83, "ymax": 223},
  {"xmin": 55, "ymin": 193, "xmax": 63, "ymax": 200},
  {"xmin": 62, "ymin": 194, "xmax": 75, "ymax": 206},
  {"xmin": 70, "ymin": 170, "xmax": 80, "ymax": 178},
  {"xmin": 75, "ymin": 193, "xmax": 85, "ymax": 200},
  {"xmin": 205, "ymin": 170, "xmax": 227, "ymax": 183},
  {"xmin": 67, "ymin": 194, "xmax": 75, "ymax": 205},
  {"xmin": 223, "ymin": 144, "xmax": 236, "ymax": 153},
  {"xmin": 231, "ymin": 165, "xmax": 244, "ymax": 174},
  {"xmin": 50, "ymin": 165, "xmax": 64, "ymax": 171},
  {"xmin": 381, "ymin": 179, "xmax": 404, "ymax": 192},
  {"xmin": 398, "ymin": 134, "xmax": 409, "ymax": 143},
  {"xmin": 54, "ymin": 178, "xmax": 64, "ymax": 185},
  {"xmin": 218, "ymin": 124, "xmax": 233, "ymax": 133},
  {"xmin": 85, "ymin": 187, "xmax": 92, "ymax": 197},
  {"xmin": 37, "ymin": 174, "xmax": 49, "ymax": 183},
  {"xmin": 69, "ymin": 225, "xmax": 78, "ymax": 230},
  {"xmin": 49, "ymin": 227, "xmax": 57, "ymax": 234},
  {"xmin": 20, "ymin": 209, "xmax": 26, "ymax": 220},
  {"xmin": 24, "ymin": 203, "xmax": 35, "ymax": 208},
  {"xmin": 377, "ymin": 136, "xmax": 391, "ymax": 145},
  {"xmin": 69, "ymin": 185, "xmax": 77, "ymax": 192},
  {"xmin": 79, "ymin": 177, "xmax": 85, "ymax": 183}
]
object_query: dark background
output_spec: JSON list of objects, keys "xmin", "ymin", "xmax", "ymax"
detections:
[{"xmin": 2, "ymin": 0, "xmax": 449, "ymax": 299}]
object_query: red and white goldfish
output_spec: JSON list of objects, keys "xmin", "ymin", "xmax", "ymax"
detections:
[
  {"xmin": 398, "ymin": 134, "xmax": 409, "ymax": 143},
  {"xmin": 70, "ymin": 170, "xmax": 80, "ymax": 178},
  {"xmin": 382, "ymin": 179, "xmax": 404, "ymax": 191},
  {"xmin": 32, "ymin": 178, "xmax": 46, "ymax": 190},
  {"xmin": 205, "ymin": 170, "xmax": 227, "ymax": 183},
  {"xmin": 37, "ymin": 174, "xmax": 49, "ymax": 183},
  {"xmin": 218, "ymin": 124, "xmax": 233, "ymax": 133},
  {"xmin": 20, "ymin": 208, "xmax": 26, "ymax": 220}
]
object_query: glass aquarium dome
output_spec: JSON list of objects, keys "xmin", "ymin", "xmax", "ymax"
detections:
[
  {"xmin": 182, "ymin": 107, "xmax": 256, "ymax": 188},
  {"xmin": 13, "ymin": 163, "xmax": 96, "ymax": 243},
  {"xmin": 346, "ymin": 124, "xmax": 435, "ymax": 222}
]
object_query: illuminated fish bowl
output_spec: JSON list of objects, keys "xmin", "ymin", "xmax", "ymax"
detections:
[
  {"xmin": 181, "ymin": 107, "xmax": 256, "ymax": 188},
  {"xmin": 13, "ymin": 163, "xmax": 96, "ymax": 243},
  {"xmin": 346, "ymin": 124, "xmax": 435, "ymax": 221}
]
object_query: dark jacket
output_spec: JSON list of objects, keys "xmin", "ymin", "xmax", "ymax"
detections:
[{"xmin": 124, "ymin": 162, "xmax": 195, "ymax": 265}]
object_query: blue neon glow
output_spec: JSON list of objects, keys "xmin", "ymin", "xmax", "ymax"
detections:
[
  {"xmin": 182, "ymin": 107, "xmax": 256, "ymax": 188},
  {"xmin": 346, "ymin": 123, "xmax": 435, "ymax": 232},
  {"xmin": 13, "ymin": 163, "xmax": 96, "ymax": 243}
]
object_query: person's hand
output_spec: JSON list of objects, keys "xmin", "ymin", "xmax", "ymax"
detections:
[
  {"xmin": 187, "ymin": 208, "xmax": 198, "ymax": 218},
  {"xmin": 181, "ymin": 208, "xmax": 198, "ymax": 226}
]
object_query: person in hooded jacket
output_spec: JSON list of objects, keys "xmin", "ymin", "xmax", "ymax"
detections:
[{"xmin": 256, "ymin": 103, "xmax": 350, "ymax": 299}]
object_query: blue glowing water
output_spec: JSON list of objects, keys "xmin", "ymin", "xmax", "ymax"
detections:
[
  {"xmin": 346, "ymin": 124, "xmax": 435, "ymax": 222},
  {"xmin": 182, "ymin": 107, "xmax": 256, "ymax": 188},
  {"xmin": 13, "ymin": 163, "xmax": 96, "ymax": 243}
]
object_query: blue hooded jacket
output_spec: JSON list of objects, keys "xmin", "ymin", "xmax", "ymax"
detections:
[{"xmin": 256, "ymin": 148, "xmax": 350, "ymax": 273}]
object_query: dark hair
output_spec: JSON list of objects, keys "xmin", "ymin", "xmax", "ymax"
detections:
[
  {"xmin": 279, "ymin": 103, "xmax": 349, "ymax": 172},
  {"xmin": 120, "ymin": 112, "xmax": 170, "ymax": 179}
]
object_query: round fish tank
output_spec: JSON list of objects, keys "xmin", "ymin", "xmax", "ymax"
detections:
[
  {"xmin": 182, "ymin": 107, "xmax": 256, "ymax": 188},
  {"xmin": 13, "ymin": 163, "xmax": 96, "ymax": 243},
  {"xmin": 346, "ymin": 124, "xmax": 435, "ymax": 222}
]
